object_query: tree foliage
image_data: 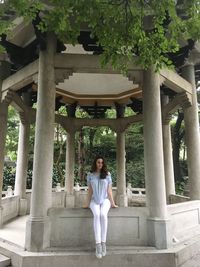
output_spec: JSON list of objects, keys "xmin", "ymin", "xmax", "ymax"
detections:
[
  {"xmin": 5, "ymin": 106, "xmax": 19, "ymax": 161},
  {"xmin": 0, "ymin": 0, "xmax": 200, "ymax": 71},
  {"xmin": 3, "ymin": 106, "xmax": 145, "ymax": 189}
]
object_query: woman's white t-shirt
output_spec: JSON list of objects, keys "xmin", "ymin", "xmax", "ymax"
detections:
[{"xmin": 87, "ymin": 172, "xmax": 112, "ymax": 205}]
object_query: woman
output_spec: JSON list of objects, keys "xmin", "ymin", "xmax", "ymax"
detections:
[{"xmin": 83, "ymin": 156, "xmax": 118, "ymax": 259}]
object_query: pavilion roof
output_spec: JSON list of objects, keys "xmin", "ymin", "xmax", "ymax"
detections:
[{"xmin": 0, "ymin": 5, "xmax": 199, "ymax": 118}]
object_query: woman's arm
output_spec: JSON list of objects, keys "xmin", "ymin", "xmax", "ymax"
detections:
[
  {"xmin": 108, "ymin": 184, "xmax": 118, "ymax": 208},
  {"xmin": 83, "ymin": 184, "xmax": 93, "ymax": 208}
]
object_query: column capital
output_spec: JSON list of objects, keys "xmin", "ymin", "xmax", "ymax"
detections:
[
  {"xmin": 179, "ymin": 92, "xmax": 192, "ymax": 110},
  {"xmin": 162, "ymin": 92, "xmax": 192, "ymax": 123},
  {"xmin": 63, "ymin": 118, "xmax": 76, "ymax": 133},
  {"xmin": 115, "ymin": 127, "xmax": 126, "ymax": 134},
  {"xmin": 66, "ymin": 128, "xmax": 76, "ymax": 135},
  {"xmin": 66, "ymin": 103, "xmax": 77, "ymax": 118},
  {"xmin": 162, "ymin": 114, "xmax": 172, "ymax": 125},
  {"xmin": 1, "ymin": 89, "xmax": 14, "ymax": 105},
  {"xmin": 115, "ymin": 102, "xmax": 125, "ymax": 118}
]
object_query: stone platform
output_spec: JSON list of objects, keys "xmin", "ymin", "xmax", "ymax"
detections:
[
  {"xmin": 1, "ymin": 215, "xmax": 200, "ymax": 267},
  {"xmin": 0, "ymin": 236, "xmax": 200, "ymax": 267}
]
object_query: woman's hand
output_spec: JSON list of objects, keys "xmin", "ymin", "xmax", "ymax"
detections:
[
  {"xmin": 108, "ymin": 185, "xmax": 118, "ymax": 208},
  {"xmin": 82, "ymin": 203, "xmax": 89, "ymax": 209}
]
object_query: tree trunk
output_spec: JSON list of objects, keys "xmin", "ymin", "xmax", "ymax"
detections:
[
  {"xmin": 88, "ymin": 128, "xmax": 96, "ymax": 160},
  {"xmin": 172, "ymin": 111, "xmax": 184, "ymax": 182}
]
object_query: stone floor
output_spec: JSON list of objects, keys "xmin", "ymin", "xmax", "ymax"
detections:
[
  {"xmin": 181, "ymin": 252, "xmax": 200, "ymax": 267},
  {"xmin": 0, "ymin": 216, "xmax": 27, "ymax": 248},
  {"xmin": 1, "ymin": 216, "xmax": 200, "ymax": 267}
]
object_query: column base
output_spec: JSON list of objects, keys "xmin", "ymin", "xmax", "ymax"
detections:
[
  {"xmin": 147, "ymin": 218, "xmax": 172, "ymax": 249},
  {"xmin": 116, "ymin": 194, "xmax": 128, "ymax": 207},
  {"xmin": 25, "ymin": 216, "xmax": 51, "ymax": 252},
  {"xmin": 65, "ymin": 194, "xmax": 75, "ymax": 208},
  {"xmin": 19, "ymin": 199, "xmax": 28, "ymax": 216}
]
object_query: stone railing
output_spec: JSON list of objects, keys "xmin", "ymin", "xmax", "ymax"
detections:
[
  {"xmin": 1, "ymin": 183, "xmax": 146, "ymax": 222},
  {"xmin": 168, "ymin": 200, "xmax": 200, "ymax": 243},
  {"xmin": 2, "ymin": 186, "xmax": 13, "ymax": 198},
  {"xmin": 2, "ymin": 186, "xmax": 19, "ymax": 223},
  {"xmin": 2, "ymin": 197, "xmax": 19, "ymax": 223},
  {"xmin": 169, "ymin": 194, "xmax": 190, "ymax": 204},
  {"xmin": 72, "ymin": 182, "xmax": 146, "ymax": 207},
  {"xmin": 126, "ymin": 183, "xmax": 146, "ymax": 207}
]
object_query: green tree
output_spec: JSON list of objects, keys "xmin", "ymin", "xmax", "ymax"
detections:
[
  {"xmin": 0, "ymin": 1, "xmax": 200, "ymax": 71},
  {"xmin": 5, "ymin": 106, "xmax": 19, "ymax": 161}
]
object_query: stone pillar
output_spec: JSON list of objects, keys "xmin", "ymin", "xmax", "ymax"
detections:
[
  {"xmin": 143, "ymin": 66, "xmax": 171, "ymax": 249},
  {"xmin": 182, "ymin": 64, "xmax": 200, "ymax": 200},
  {"xmin": 0, "ymin": 101, "xmax": 8, "ymax": 227},
  {"xmin": 14, "ymin": 120, "xmax": 30, "ymax": 215},
  {"xmin": 116, "ymin": 130, "xmax": 128, "ymax": 207},
  {"xmin": 0, "ymin": 60, "xmax": 11, "ymax": 227},
  {"xmin": 25, "ymin": 33, "xmax": 56, "ymax": 252},
  {"xmin": 161, "ymin": 95, "xmax": 175, "ymax": 202},
  {"xmin": 65, "ymin": 130, "xmax": 75, "ymax": 207}
]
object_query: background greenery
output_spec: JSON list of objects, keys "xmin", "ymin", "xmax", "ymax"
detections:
[
  {"xmin": 3, "ymin": 104, "xmax": 193, "ymax": 195},
  {"xmin": 3, "ymin": 106, "xmax": 145, "ymax": 190},
  {"xmin": 1, "ymin": 1, "xmax": 200, "ymax": 194}
]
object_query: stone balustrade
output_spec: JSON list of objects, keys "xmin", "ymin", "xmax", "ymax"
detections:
[
  {"xmin": 2, "ymin": 184, "xmax": 200, "ymax": 248},
  {"xmin": 2, "ymin": 195, "xmax": 19, "ymax": 223},
  {"xmin": 2, "ymin": 183, "xmax": 147, "ymax": 219},
  {"xmin": 1, "ymin": 183, "xmax": 146, "ymax": 223}
]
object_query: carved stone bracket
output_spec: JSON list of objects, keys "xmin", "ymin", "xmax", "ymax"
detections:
[
  {"xmin": 2, "ymin": 89, "xmax": 32, "ymax": 124},
  {"xmin": 162, "ymin": 92, "xmax": 192, "ymax": 124},
  {"xmin": 55, "ymin": 114, "xmax": 143, "ymax": 134},
  {"xmin": 1, "ymin": 89, "xmax": 14, "ymax": 104},
  {"xmin": 162, "ymin": 114, "xmax": 172, "ymax": 125},
  {"xmin": 178, "ymin": 92, "xmax": 192, "ymax": 109}
]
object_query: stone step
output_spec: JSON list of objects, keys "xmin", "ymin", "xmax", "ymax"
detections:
[
  {"xmin": 0, "ymin": 254, "xmax": 11, "ymax": 267},
  {"xmin": 1, "ymin": 236, "xmax": 200, "ymax": 267}
]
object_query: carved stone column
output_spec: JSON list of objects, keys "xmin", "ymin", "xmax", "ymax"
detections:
[
  {"xmin": 161, "ymin": 95, "xmax": 175, "ymax": 203},
  {"xmin": 182, "ymin": 64, "xmax": 200, "ymax": 200},
  {"xmin": 143, "ymin": 66, "xmax": 171, "ymax": 249},
  {"xmin": 25, "ymin": 33, "xmax": 56, "ymax": 252}
]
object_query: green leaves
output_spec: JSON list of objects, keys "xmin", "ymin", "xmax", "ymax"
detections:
[{"xmin": 0, "ymin": 0, "xmax": 200, "ymax": 72}]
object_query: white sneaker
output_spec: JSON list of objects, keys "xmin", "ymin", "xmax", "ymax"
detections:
[
  {"xmin": 95, "ymin": 243, "xmax": 102, "ymax": 259},
  {"xmin": 102, "ymin": 242, "xmax": 106, "ymax": 257}
]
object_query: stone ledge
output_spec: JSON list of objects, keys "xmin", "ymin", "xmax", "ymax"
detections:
[
  {"xmin": 48, "ymin": 207, "xmax": 148, "ymax": 247},
  {"xmin": 0, "ymin": 235, "xmax": 200, "ymax": 267}
]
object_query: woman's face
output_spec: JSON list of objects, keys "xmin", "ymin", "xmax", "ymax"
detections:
[{"xmin": 96, "ymin": 158, "xmax": 104, "ymax": 171}]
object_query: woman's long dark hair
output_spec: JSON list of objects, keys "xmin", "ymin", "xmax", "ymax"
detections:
[{"xmin": 91, "ymin": 156, "xmax": 108, "ymax": 179}]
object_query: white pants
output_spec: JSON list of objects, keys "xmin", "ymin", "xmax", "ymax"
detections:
[{"xmin": 89, "ymin": 198, "xmax": 111, "ymax": 244}]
